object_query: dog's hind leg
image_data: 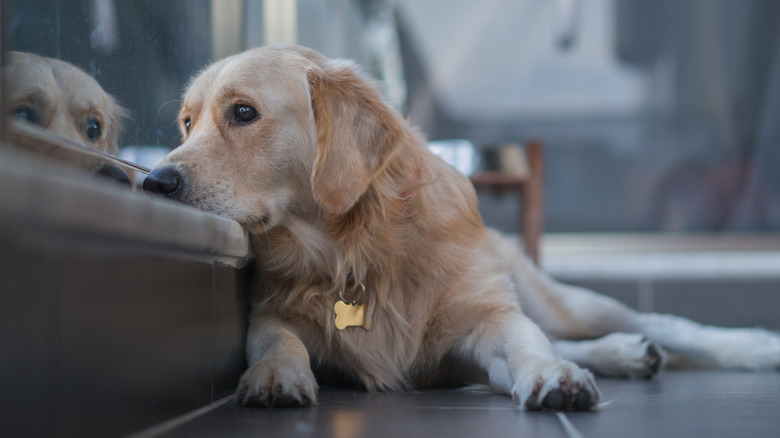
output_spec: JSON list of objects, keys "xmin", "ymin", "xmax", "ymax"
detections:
[
  {"xmin": 552, "ymin": 334, "xmax": 664, "ymax": 379},
  {"xmin": 634, "ymin": 313, "xmax": 780, "ymax": 370},
  {"xmin": 492, "ymin": 231, "xmax": 780, "ymax": 372},
  {"xmin": 491, "ymin": 231, "xmax": 642, "ymax": 340},
  {"xmin": 542, "ymin": 282, "xmax": 780, "ymax": 372},
  {"xmin": 508, "ymin": 268, "xmax": 668, "ymax": 378}
]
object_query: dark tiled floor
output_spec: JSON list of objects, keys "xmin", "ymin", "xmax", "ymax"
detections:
[{"xmin": 152, "ymin": 371, "xmax": 780, "ymax": 438}]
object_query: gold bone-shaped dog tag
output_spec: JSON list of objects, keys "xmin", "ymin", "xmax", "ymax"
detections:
[{"xmin": 334, "ymin": 300, "xmax": 372, "ymax": 330}]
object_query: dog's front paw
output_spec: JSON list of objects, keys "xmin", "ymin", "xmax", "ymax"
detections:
[
  {"xmin": 237, "ymin": 357, "xmax": 318, "ymax": 407},
  {"xmin": 513, "ymin": 359, "xmax": 600, "ymax": 411}
]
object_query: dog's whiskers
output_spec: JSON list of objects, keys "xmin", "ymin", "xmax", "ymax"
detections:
[
  {"xmin": 157, "ymin": 99, "xmax": 182, "ymax": 116},
  {"xmin": 288, "ymin": 204, "xmax": 321, "ymax": 216},
  {"xmin": 245, "ymin": 215, "xmax": 273, "ymax": 252}
]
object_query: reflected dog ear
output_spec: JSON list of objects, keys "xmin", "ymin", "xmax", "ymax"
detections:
[
  {"xmin": 103, "ymin": 98, "xmax": 135, "ymax": 185},
  {"xmin": 307, "ymin": 60, "xmax": 404, "ymax": 215},
  {"xmin": 104, "ymin": 98, "xmax": 128, "ymax": 156}
]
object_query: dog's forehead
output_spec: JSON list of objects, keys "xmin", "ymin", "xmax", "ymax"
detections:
[
  {"xmin": 184, "ymin": 48, "xmax": 312, "ymax": 110},
  {"xmin": 4, "ymin": 53, "xmax": 57, "ymax": 99},
  {"xmin": 4, "ymin": 52, "xmax": 107, "ymax": 112},
  {"xmin": 49, "ymin": 59, "xmax": 110, "ymax": 108}
]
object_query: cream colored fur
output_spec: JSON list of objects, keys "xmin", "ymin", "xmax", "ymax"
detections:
[
  {"xmin": 154, "ymin": 46, "xmax": 599, "ymax": 411},
  {"xmin": 149, "ymin": 45, "xmax": 780, "ymax": 411},
  {"xmin": 3, "ymin": 51, "xmax": 131, "ymax": 181}
]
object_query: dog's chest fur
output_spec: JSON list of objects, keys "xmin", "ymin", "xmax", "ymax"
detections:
[
  {"xmin": 253, "ymin": 218, "xmax": 514, "ymax": 392},
  {"xmin": 246, "ymin": 148, "xmax": 510, "ymax": 391}
]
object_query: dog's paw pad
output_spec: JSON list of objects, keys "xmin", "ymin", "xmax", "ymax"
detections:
[
  {"xmin": 514, "ymin": 360, "xmax": 601, "ymax": 411},
  {"xmin": 573, "ymin": 389, "xmax": 595, "ymax": 410},
  {"xmin": 542, "ymin": 389, "xmax": 566, "ymax": 410}
]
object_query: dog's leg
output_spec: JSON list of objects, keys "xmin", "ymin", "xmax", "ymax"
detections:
[
  {"xmin": 527, "ymin": 277, "xmax": 667, "ymax": 378},
  {"xmin": 533, "ymin": 277, "xmax": 780, "ymax": 372},
  {"xmin": 492, "ymin": 231, "xmax": 640, "ymax": 340},
  {"xmin": 553, "ymin": 334, "xmax": 664, "ymax": 379},
  {"xmin": 468, "ymin": 312, "xmax": 601, "ymax": 411},
  {"xmin": 237, "ymin": 312, "xmax": 318, "ymax": 407},
  {"xmin": 494, "ymin": 232, "xmax": 780, "ymax": 372},
  {"xmin": 635, "ymin": 313, "xmax": 780, "ymax": 370}
]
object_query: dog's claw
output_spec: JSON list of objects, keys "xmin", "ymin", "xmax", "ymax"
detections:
[
  {"xmin": 645, "ymin": 343, "xmax": 664, "ymax": 377},
  {"xmin": 237, "ymin": 358, "xmax": 318, "ymax": 408},
  {"xmin": 514, "ymin": 360, "xmax": 600, "ymax": 411}
]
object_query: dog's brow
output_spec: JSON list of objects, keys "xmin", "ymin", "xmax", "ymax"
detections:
[
  {"xmin": 72, "ymin": 99, "xmax": 99, "ymax": 114},
  {"xmin": 222, "ymin": 90, "xmax": 257, "ymax": 106},
  {"xmin": 183, "ymin": 80, "xmax": 211, "ymax": 113},
  {"xmin": 180, "ymin": 96, "xmax": 202, "ymax": 118},
  {"xmin": 14, "ymin": 91, "xmax": 51, "ymax": 107}
]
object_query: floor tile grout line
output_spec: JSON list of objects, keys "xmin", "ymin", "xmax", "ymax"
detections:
[
  {"xmin": 556, "ymin": 413, "xmax": 585, "ymax": 438},
  {"xmin": 123, "ymin": 395, "xmax": 234, "ymax": 438}
]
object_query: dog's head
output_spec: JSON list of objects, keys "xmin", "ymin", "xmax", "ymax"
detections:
[
  {"xmin": 144, "ymin": 46, "xmax": 408, "ymax": 230},
  {"xmin": 3, "ymin": 51, "xmax": 130, "ymax": 181}
]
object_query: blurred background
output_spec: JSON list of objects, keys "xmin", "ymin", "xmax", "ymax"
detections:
[
  {"xmin": 399, "ymin": 0, "xmax": 780, "ymax": 234},
  {"xmin": 4, "ymin": 0, "xmax": 780, "ymax": 234}
]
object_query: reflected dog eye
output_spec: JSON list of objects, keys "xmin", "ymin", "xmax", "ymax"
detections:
[
  {"xmin": 86, "ymin": 118, "xmax": 102, "ymax": 141},
  {"xmin": 183, "ymin": 117, "xmax": 191, "ymax": 134},
  {"xmin": 13, "ymin": 105, "xmax": 39, "ymax": 124},
  {"xmin": 234, "ymin": 104, "xmax": 258, "ymax": 123}
]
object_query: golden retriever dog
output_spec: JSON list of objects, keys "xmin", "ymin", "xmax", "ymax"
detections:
[
  {"xmin": 143, "ymin": 45, "xmax": 780, "ymax": 410},
  {"xmin": 3, "ymin": 51, "xmax": 132, "ymax": 184}
]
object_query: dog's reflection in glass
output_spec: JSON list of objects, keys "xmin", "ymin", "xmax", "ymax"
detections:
[{"xmin": 2, "ymin": 51, "xmax": 133, "ymax": 185}]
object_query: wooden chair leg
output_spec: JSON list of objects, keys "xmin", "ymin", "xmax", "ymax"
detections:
[{"xmin": 521, "ymin": 139, "xmax": 544, "ymax": 265}]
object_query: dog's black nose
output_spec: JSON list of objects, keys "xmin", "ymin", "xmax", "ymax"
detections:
[{"xmin": 143, "ymin": 165, "xmax": 182, "ymax": 196}]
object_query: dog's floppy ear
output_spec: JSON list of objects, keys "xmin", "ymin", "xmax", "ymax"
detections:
[{"xmin": 308, "ymin": 60, "xmax": 403, "ymax": 215}]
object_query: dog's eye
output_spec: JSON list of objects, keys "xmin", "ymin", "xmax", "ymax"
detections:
[
  {"xmin": 85, "ymin": 118, "xmax": 102, "ymax": 141},
  {"xmin": 183, "ymin": 117, "xmax": 191, "ymax": 134},
  {"xmin": 13, "ymin": 106, "xmax": 39, "ymax": 124},
  {"xmin": 234, "ymin": 105, "xmax": 258, "ymax": 123}
]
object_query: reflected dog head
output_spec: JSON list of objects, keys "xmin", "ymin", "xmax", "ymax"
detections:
[{"xmin": 3, "ymin": 51, "xmax": 131, "ymax": 183}]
